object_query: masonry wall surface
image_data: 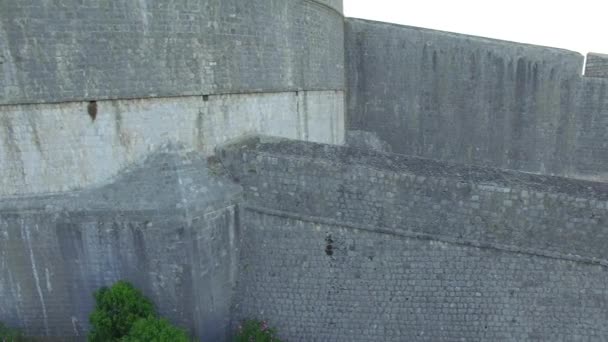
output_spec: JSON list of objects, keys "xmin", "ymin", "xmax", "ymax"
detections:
[
  {"xmin": 585, "ymin": 53, "xmax": 608, "ymax": 78},
  {"xmin": 0, "ymin": 0, "xmax": 344, "ymax": 104},
  {"xmin": 575, "ymin": 77, "xmax": 608, "ymax": 181},
  {"xmin": 220, "ymin": 137, "xmax": 608, "ymax": 341},
  {"xmin": 0, "ymin": 0, "xmax": 345, "ymax": 197},
  {"xmin": 0, "ymin": 91, "xmax": 344, "ymax": 197},
  {"xmin": 0, "ymin": 149, "xmax": 242, "ymax": 341},
  {"xmin": 234, "ymin": 212, "xmax": 608, "ymax": 341},
  {"xmin": 345, "ymin": 18, "xmax": 608, "ymax": 181}
]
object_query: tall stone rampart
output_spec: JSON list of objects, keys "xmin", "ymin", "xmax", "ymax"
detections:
[
  {"xmin": 0, "ymin": 1, "xmax": 345, "ymax": 340},
  {"xmin": 0, "ymin": 0, "xmax": 345, "ymax": 197},
  {"xmin": 0, "ymin": 0, "xmax": 344, "ymax": 104},
  {"xmin": 345, "ymin": 18, "xmax": 608, "ymax": 182},
  {"xmin": 2, "ymin": 2, "xmax": 608, "ymax": 341}
]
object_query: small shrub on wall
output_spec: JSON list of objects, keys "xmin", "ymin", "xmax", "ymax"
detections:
[{"xmin": 234, "ymin": 320, "xmax": 283, "ymax": 342}]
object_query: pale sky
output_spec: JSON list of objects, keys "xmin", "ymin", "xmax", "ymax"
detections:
[{"xmin": 344, "ymin": 0, "xmax": 608, "ymax": 56}]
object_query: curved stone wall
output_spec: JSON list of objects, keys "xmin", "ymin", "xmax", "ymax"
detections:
[
  {"xmin": 0, "ymin": 0, "xmax": 345, "ymax": 197},
  {"xmin": 0, "ymin": 0, "xmax": 344, "ymax": 104}
]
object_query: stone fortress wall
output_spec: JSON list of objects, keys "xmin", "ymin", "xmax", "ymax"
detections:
[
  {"xmin": 220, "ymin": 136, "xmax": 608, "ymax": 341},
  {"xmin": 0, "ymin": 0, "xmax": 345, "ymax": 197},
  {"xmin": 0, "ymin": 0, "xmax": 344, "ymax": 340},
  {"xmin": 346, "ymin": 18, "xmax": 608, "ymax": 182},
  {"xmin": 0, "ymin": 150, "xmax": 243, "ymax": 341},
  {"xmin": 2, "ymin": 0, "xmax": 608, "ymax": 341}
]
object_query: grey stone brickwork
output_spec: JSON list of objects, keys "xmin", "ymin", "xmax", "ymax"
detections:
[
  {"xmin": 575, "ymin": 78, "xmax": 608, "ymax": 181},
  {"xmin": 220, "ymin": 136, "xmax": 608, "ymax": 341},
  {"xmin": 234, "ymin": 211, "xmax": 608, "ymax": 341},
  {"xmin": 0, "ymin": 0, "xmax": 346, "ymax": 197},
  {"xmin": 345, "ymin": 18, "xmax": 608, "ymax": 181},
  {"xmin": 0, "ymin": 0, "xmax": 344, "ymax": 105},
  {"xmin": 220, "ymin": 136, "xmax": 608, "ymax": 264},
  {"xmin": 585, "ymin": 53, "xmax": 608, "ymax": 78},
  {"xmin": 0, "ymin": 147, "xmax": 242, "ymax": 341}
]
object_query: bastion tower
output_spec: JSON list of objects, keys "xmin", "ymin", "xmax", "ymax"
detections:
[
  {"xmin": 0, "ymin": 1, "xmax": 344, "ymax": 340},
  {"xmin": 2, "ymin": 0, "xmax": 608, "ymax": 341}
]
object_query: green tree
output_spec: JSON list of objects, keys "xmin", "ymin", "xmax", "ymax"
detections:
[{"xmin": 88, "ymin": 281, "xmax": 155, "ymax": 342}]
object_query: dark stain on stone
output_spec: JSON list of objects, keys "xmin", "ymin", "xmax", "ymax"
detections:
[
  {"xmin": 132, "ymin": 223, "xmax": 148, "ymax": 270},
  {"xmin": 202, "ymin": 95, "xmax": 209, "ymax": 102},
  {"xmin": 55, "ymin": 221, "xmax": 83, "ymax": 263},
  {"xmin": 325, "ymin": 234, "xmax": 334, "ymax": 256},
  {"xmin": 88, "ymin": 101, "xmax": 98, "ymax": 121}
]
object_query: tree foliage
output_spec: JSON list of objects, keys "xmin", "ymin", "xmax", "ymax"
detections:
[
  {"xmin": 88, "ymin": 281, "xmax": 156, "ymax": 342},
  {"xmin": 121, "ymin": 317, "xmax": 190, "ymax": 342},
  {"xmin": 0, "ymin": 322, "xmax": 27, "ymax": 342}
]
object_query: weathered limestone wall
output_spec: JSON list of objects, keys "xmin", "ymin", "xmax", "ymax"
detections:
[
  {"xmin": 0, "ymin": 1, "xmax": 345, "ymax": 340},
  {"xmin": 236, "ymin": 212, "xmax": 608, "ymax": 341},
  {"xmin": 220, "ymin": 136, "xmax": 608, "ymax": 341},
  {"xmin": 575, "ymin": 77, "xmax": 608, "ymax": 181},
  {"xmin": 345, "ymin": 18, "xmax": 608, "ymax": 181},
  {"xmin": 0, "ymin": 0, "xmax": 344, "ymax": 104},
  {"xmin": 0, "ymin": 91, "xmax": 344, "ymax": 197},
  {"xmin": 0, "ymin": 149, "xmax": 242, "ymax": 341},
  {"xmin": 0, "ymin": 0, "xmax": 345, "ymax": 197}
]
